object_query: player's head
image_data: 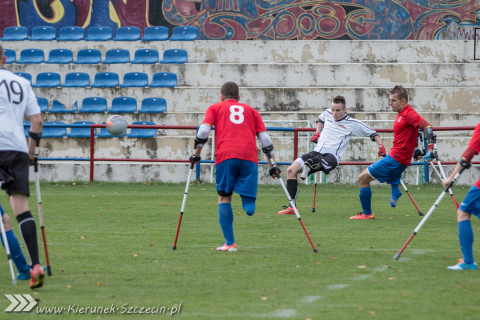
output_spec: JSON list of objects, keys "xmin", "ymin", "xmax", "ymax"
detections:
[
  {"xmin": 389, "ymin": 85, "xmax": 408, "ymax": 113},
  {"xmin": 331, "ymin": 95, "xmax": 347, "ymax": 121},
  {"xmin": 0, "ymin": 44, "xmax": 4, "ymax": 66},
  {"xmin": 221, "ymin": 82, "xmax": 239, "ymax": 101}
]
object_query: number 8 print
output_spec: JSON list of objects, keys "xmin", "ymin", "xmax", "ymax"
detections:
[{"xmin": 229, "ymin": 105, "xmax": 244, "ymax": 124}]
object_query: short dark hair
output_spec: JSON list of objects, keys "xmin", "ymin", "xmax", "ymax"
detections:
[
  {"xmin": 221, "ymin": 82, "xmax": 239, "ymax": 100},
  {"xmin": 332, "ymin": 95, "xmax": 346, "ymax": 108},
  {"xmin": 390, "ymin": 85, "xmax": 408, "ymax": 102}
]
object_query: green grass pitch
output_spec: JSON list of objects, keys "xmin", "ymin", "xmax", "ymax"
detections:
[{"xmin": 1, "ymin": 181, "xmax": 480, "ymax": 319}]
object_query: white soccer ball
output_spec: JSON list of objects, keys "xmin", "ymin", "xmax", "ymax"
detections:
[{"xmin": 105, "ymin": 115, "xmax": 127, "ymax": 136}]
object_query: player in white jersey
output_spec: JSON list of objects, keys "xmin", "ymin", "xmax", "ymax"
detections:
[
  {"xmin": 0, "ymin": 44, "xmax": 45, "ymax": 289},
  {"xmin": 277, "ymin": 96, "xmax": 386, "ymax": 215}
]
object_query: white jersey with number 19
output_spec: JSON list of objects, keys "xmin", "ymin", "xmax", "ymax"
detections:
[
  {"xmin": 0, "ymin": 69, "xmax": 40, "ymax": 153},
  {"xmin": 314, "ymin": 109, "xmax": 377, "ymax": 162}
]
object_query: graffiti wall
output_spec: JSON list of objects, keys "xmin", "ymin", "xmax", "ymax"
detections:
[{"xmin": 1, "ymin": 0, "xmax": 479, "ymax": 40}]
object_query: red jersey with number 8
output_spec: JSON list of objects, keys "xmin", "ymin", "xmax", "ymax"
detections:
[{"xmin": 203, "ymin": 99, "xmax": 267, "ymax": 165}]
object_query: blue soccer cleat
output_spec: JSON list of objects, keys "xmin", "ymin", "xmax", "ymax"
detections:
[{"xmin": 447, "ymin": 259, "xmax": 478, "ymax": 270}]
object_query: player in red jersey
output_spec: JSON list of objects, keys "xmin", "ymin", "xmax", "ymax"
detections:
[
  {"xmin": 443, "ymin": 123, "xmax": 480, "ymax": 270},
  {"xmin": 351, "ymin": 85, "xmax": 434, "ymax": 220},
  {"xmin": 189, "ymin": 82, "xmax": 280, "ymax": 251}
]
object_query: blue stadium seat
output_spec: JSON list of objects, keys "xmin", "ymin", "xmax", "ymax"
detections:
[
  {"xmin": 98, "ymin": 122, "xmax": 126, "ymax": 138},
  {"xmin": 42, "ymin": 121, "xmax": 66, "ymax": 138},
  {"xmin": 14, "ymin": 72, "xmax": 32, "ymax": 83},
  {"xmin": 150, "ymin": 72, "xmax": 177, "ymax": 87},
  {"xmin": 30, "ymin": 26, "xmax": 56, "ymax": 41},
  {"xmin": 49, "ymin": 100, "xmax": 77, "ymax": 113},
  {"xmin": 24, "ymin": 121, "xmax": 30, "ymax": 137},
  {"xmin": 160, "ymin": 49, "xmax": 188, "ymax": 64},
  {"xmin": 4, "ymin": 49, "xmax": 16, "ymax": 64},
  {"xmin": 57, "ymin": 26, "xmax": 84, "ymax": 41},
  {"xmin": 110, "ymin": 97, "xmax": 137, "ymax": 113},
  {"xmin": 63, "ymin": 72, "xmax": 90, "ymax": 87},
  {"xmin": 132, "ymin": 48, "xmax": 159, "ymax": 64},
  {"xmin": 67, "ymin": 121, "xmax": 95, "ymax": 138},
  {"xmin": 103, "ymin": 49, "xmax": 130, "ymax": 64},
  {"xmin": 75, "ymin": 49, "xmax": 102, "ymax": 64},
  {"xmin": 114, "ymin": 26, "xmax": 141, "ymax": 41},
  {"xmin": 121, "ymin": 72, "xmax": 148, "ymax": 87},
  {"xmin": 17, "ymin": 49, "xmax": 44, "ymax": 64},
  {"xmin": 138, "ymin": 97, "xmax": 167, "ymax": 113},
  {"xmin": 3, "ymin": 27, "xmax": 28, "ymax": 41},
  {"xmin": 33, "ymin": 72, "xmax": 61, "ymax": 88},
  {"xmin": 85, "ymin": 26, "xmax": 113, "ymax": 41},
  {"xmin": 128, "ymin": 121, "xmax": 157, "ymax": 138},
  {"xmin": 142, "ymin": 26, "xmax": 169, "ymax": 41},
  {"xmin": 36, "ymin": 97, "xmax": 49, "ymax": 113},
  {"xmin": 46, "ymin": 49, "xmax": 73, "ymax": 64},
  {"xmin": 79, "ymin": 97, "xmax": 108, "ymax": 113},
  {"xmin": 169, "ymin": 26, "xmax": 198, "ymax": 41},
  {"xmin": 91, "ymin": 72, "xmax": 119, "ymax": 88}
]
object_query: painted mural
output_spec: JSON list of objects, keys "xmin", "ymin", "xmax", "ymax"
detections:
[{"xmin": 0, "ymin": 0, "xmax": 479, "ymax": 40}]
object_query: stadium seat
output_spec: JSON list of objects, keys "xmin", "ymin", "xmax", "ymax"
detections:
[
  {"xmin": 142, "ymin": 26, "xmax": 169, "ymax": 41},
  {"xmin": 49, "ymin": 100, "xmax": 77, "ymax": 113},
  {"xmin": 46, "ymin": 49, "xmax": 73, "ymax": 64},
  {"xmin": 33, "ymin": 72, "xmax": 61, "ymax": 88},
  {"xmin": 79, "ymin": 97, "xmax": 108, "ymax": 113},
  {"xmin": 160, "ymin": 49, "xmax": 188, "ymax": 64},
  {"xmin": 57, "ymin": 26, "xmax": 84, "ymax": 41},
  {"xmin": 4, "ymin": 49, "xmax": 16, "ymax": 63},
  {"xmin": 36, "ymin": 97, "xmax": 49, "ymax": 113},
  {"xmin": 23, "ymin": 121, "xmax": 30, "ymax": 137},
  {"xmin": 169, "ymin": 26, "xmax": 198, "ymax": 41},
  {"xmin": 75, "ymin": 49, "xmax": 102, "ymax": 64},
  {"xmin": 131, "ymin": 49, "xmax": 159, "ymax": 64},
  {"xmin": 63, "ymin": 72, "xmax": 90, "ymax": 87},
  {"xmin": 150, "ymin": 72, "xmax": 177, "ymax": 87},
  {"xmin": 14, "ymin": 72, "xmax": 32, "ymax": 83},
  {"xmin": 121, "ymin": 72, "xmax": 148, "ymax": 87},
  {"xmin": 67, "ymin": 121, "xmax": 95, "ymax": 138},
  {"xmin": 98, "ymin": 122, "xmax": 126, "ymax": 138},
  {"xmin": 91, "ymin": 72, "xmax": 119, "ymax": 88},
  {"xmin": 114, "ymin": 26, "xmax": 141, "ymax": 41},
  {"xmin": 30, "ymin": 26, "xmax": 56, "ymax": 41},
  {"xmin": 17, "ymin": 49, "xmax": 44, "ymax": 64},
  {"xmin": 3, "ymin": 26, "xmax": 28, "ymax": 41},
  {"xmin": 103, "ymin": 49, "xmax": 130, "ymax": 64},
  {"xmin": 110, "ymin": 97, "xmax": 137, "ymax": 113},
  {"xmin": 128, "ymin": 121, "xmax": 157, "ymax": 138},
  {"xmin": 42, "ymin": 121, "xmax": 66, "ymax": 138},
  {"xmin": 85, "ymin": 26, "xmax": 113, "ymax": 41},
  {"xmin": 138, "ymin": 97, "xmax": 167, "ymax": 113}
]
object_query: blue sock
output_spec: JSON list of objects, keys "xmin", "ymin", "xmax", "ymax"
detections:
[
  {"xmin": 458, "ymin": 220, "xmax": 474, "ymax": 264},
  {"xmin": 1, "ymin": 230, "xmax": 30, "ymax": 274},
  {"xmin": 218, "ymin": 203, "xmax": 235, "ymax": 245},
  {"xmin": 359, "ymin": 187, "xmax": 372, "ymax": 215},
  {"xmin": 241, "ymin": 195, "xmax": 256, "ymax": 216},
  {"xmin": 390, "ymin": 184, "xmax": 402, "ymax": 208}
]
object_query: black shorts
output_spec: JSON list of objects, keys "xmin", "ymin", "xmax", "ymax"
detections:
[
  {"xmin": 299, "ymin": 151, "xmax": 338, "ymax": 174},
  {"xmin": 0, "ymin": 151, "xmax": 30, "ymax": 196}
]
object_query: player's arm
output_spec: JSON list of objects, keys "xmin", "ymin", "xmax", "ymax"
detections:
[
  {"xmin": 310, "ymin": 116, "xmax": 325, "ymax": 143},
  {"xmin": 190, "ymin": 123, "xmax": 211, "ymax": 164},
  {"xmin": 27, "ymin": 113, "xmax": 43, "ymax": 161},
  {"xmin": 417, "ymin": 119, "xmax": 435, "ymax": 161},
  {"xmin": 369, "ymin": 133, "xmax": 386, "ymax": 157},
  {"xmin": 258, "ymin": 131, "xmax": 280, "ymax": 178}
]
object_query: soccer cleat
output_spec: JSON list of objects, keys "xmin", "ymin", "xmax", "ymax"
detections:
[
  {"xmin": 216, "ymin": 243, "xmax": 237, "ymax": 252},
  {"xmin": 349, "ymin": 212, "xmax": 375, "ymax": 220},
  {"xmin": 277, "ymin": 206, "xmax": 296, "ymax": 215},
  {"xmin": 447, "ymin": 259, "xmax": 478, "ymax": 270},
  {"xmin": 29, "ymin": 264, "xmax": 45, "ymax": 289}
]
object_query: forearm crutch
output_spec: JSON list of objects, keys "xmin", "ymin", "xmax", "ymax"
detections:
[
  {"xmin": 433, "ymin": 161, "xmax": 460, "ymax": 209},
  {"xmin": 0, "ymin": 213, "xmax": 17, "ymax": 285},
  {"xmin": 172, "ymin": 162, "xmax": 194, "ymax": 250},
  {"xmin": 34, "ymin": 145, "xmax": 52, "ymax": 276},
  {"xmin": 393, "ymin": 168, "xmax": 465, "ymax": 260},
  {"xmin": 399, "ymin": 179, "xmax": 424, "ymax": 216},
  {"xmin": 268, "ymin": 157, "xmax": 318, "ymax": 253},
  {"xmin": 311, "ymin": 172, "xmax": 318, "ymax": 213}
]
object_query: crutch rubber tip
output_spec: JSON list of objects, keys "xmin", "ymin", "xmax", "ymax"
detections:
[
  {"xmin": 313, "ymin": 249, "xmax": 319, "ymax": 253},
  {"xmin": 418, "ymin": 211, "xmax": 424, "ymax": 216},
  {"xmin": 311, "ymin": 208, "xmax": 316, "ymax": 213},
  {"xmin": 393, "ymin": 254, "xmax": 400, "ymax": 260},
  {"xmin": 47, "ymin": 266, "xmax": 52, "ymax": 276},
  {"xmin": 172, "ymin": 246, "xmax": 177, "ymax": 250}
]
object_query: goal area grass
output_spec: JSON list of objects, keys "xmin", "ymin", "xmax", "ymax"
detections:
[{"xmin": 1, "ymin": 181, "xmax": 479, "ymax": 319}]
